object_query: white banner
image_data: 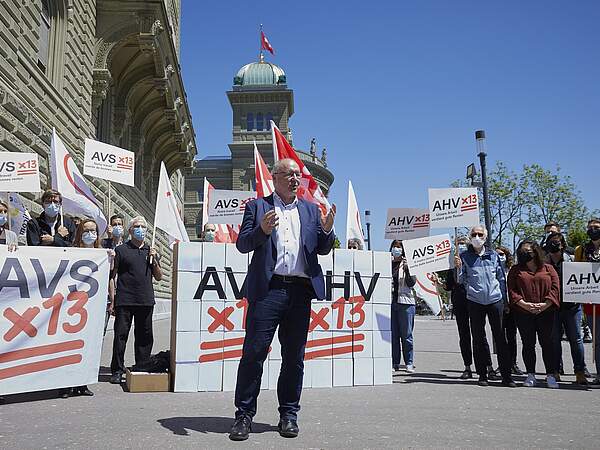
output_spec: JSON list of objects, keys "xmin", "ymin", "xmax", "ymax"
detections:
[
  {"xmin": 563, "ymin": 262, "xmax": 600, "ymax": 304},
  {"xmin": 8, "ymin": 192, "xmax": 31, "ymax": 240},
  {"xmin": 346, "ymin": 180, "xmax": 364, "ymax": 247},
  {"xmin": 384, "ymin": 208, "xmax": 430, "ymax": 240},
  {"xmin": 0, "ymin": 246, "xmax": 110, "ymax": 396},
  {"xmin": 0, "ymin": 153, "xmax": 41, "ymax": 192},
  {"xmin": 83, "ymin": 139, "xmax": 135, "ymax": 186},
  {"xmin": 403, "ymin": 233, "xmax": 454, "ymax": 273},
  {"xmin": 428, "ymin": 188, "xmax": 480, "ymax": 228},
  {"xmin": 207, "ymin": 189, "xmax": 256, "ymax": 225}
]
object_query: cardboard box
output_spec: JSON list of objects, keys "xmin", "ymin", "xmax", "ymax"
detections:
[{"xmin": 126, "ymin": 369, "xmax": 170, "ymax": 392}]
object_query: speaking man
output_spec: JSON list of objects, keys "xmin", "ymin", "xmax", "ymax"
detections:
[{"xmin": 229, "ymin": 158, "xmax": 336, "ymax": 441}]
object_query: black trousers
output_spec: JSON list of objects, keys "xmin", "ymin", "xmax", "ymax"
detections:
[
  {"xmin": 452, "ymin": 289, "xmax": 491, "ymax": 367},
  {"xmin": 234, "ymin": 277, "xmax": 313, "ymax": 420},
  {"xmin": 503, "ymin": 310, "xmax": 518, "ymax": 367},
  {"xmin": 110, "ymin": 305, "xmax": 154, "ymax": 374},
  {"xmin": 515, "ymin": 310, "xmax": 555, "ymax": 375},
  {"xmin": 467, "ymin": 300, "xmax": 511, "ymax": 379}
]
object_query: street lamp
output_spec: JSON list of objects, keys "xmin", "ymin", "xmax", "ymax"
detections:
[
  {"xmin": 365, "ymin": 210, "xmax": 371, "ymax": 251},
  {"xmin": 471, "ymin": 130, "xmax": 492, "ymax": 248}
]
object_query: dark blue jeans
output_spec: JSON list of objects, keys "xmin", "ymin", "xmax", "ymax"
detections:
[
  {"xmin": 553, "ymin": 306, "xmax": 585, "ymax": 373},
  {"xmin": 391, "ymin": 302, "xmax": 415, "ymax": 366},
  {"xmin": 234, "ymin": 277, "xmax": 313, "ymax": 420}
]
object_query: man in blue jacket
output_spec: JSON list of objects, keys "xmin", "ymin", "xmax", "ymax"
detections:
[
  {"xmin": 455, "ymin": 225, "xmax": 516, "ymax": 388},
  {"xmin": 230, "ymin": 158, "xmax": 336, "ymax": 441}
]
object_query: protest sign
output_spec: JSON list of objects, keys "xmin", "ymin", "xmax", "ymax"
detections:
[
  {"xmin": 206, "ymin": 189, "xmax": 256, "ymax": 225},
  {"xmin": 8, "ymin": 193, "xmax": 31, "ymax": 240},
  {"xmin": 563, "ymin": 262, "xmax": 600, "ymax": 304},
  {"xmin": 384, "ymin": 208, "xmax": 430, "ymax": 240},
  {"xmin": 0, "ymin": 246, "xmax": 110, "ymax": 396},
  {"xmin": 428, "ymin": 188, "xmax": 480, "ymax": 228},
  {"xmin": 403, "ymin": 233, "xmax": 454, "ymax": 273},
  {"xmin": 0, "ymin": 152, "xmax": 40, "ymax": 192},
  {"xmin": 83, "ymin": 138, "xmax": 135, "ymax": 186}
]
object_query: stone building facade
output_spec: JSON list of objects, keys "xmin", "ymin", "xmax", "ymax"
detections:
[
  {"xmin": 0, "ymin": 0, "xmax": 197, "ymax": 313},
  {"xmin": 184, "ymin": 57, "xmax": 333, "ymax": 239}
]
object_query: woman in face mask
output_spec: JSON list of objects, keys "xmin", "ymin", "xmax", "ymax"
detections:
[
  {"xmin": 575, "ymin": 218, "xmax": 600, "ymax": 385},
  {"xmin": 390, "ymin": 240, "xmax": 417, "ymax": 372},
  {"xmin": 508, "ymin": 240, "xmax": 560, "ymax": 388},
  {"xmin": 0, "ymin": 200, "xmax": 18, "ymax": 251},
  {"xmin": 545, "ymin": 232, "xmax": 588, "ymax": 385}
]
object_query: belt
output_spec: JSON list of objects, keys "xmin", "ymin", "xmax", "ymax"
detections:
[{"xmin": 271, "ymin": 274, "xmax": 310, "ymax": 284}]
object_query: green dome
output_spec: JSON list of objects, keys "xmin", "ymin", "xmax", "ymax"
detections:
[{"xmin": 233, "ymin": 61, "xmax": 286, "ymax": 86}]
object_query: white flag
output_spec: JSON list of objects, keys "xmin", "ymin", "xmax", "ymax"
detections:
[
  {"xmin": 346, "ymin": 180, "xmax": 364, "ymax": 248},
  {"xmin": 50, "ymin": 129, "xmax": 107, "ymax": 234},
  {"xmin": 155, "ymin": 162, "xmax": 189, "ymax": 245},
  {"xmin": 412, "ymin": 270, "xmax": 442, "ymax": 316},
  {"xmin": 8, "ymin": 192, "xmax": 31, "ymax": 240}
]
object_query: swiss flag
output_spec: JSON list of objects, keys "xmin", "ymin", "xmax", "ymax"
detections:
[{"xmin": 261, "ymin": 31, "xmax": 274, "ymax": 55}]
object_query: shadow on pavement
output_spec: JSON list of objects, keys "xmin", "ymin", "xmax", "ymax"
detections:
[
  {"xmin": 158, "ymin": 416, "xmax": 278, "ymax": 436},
  {"xmin": 1, "ymin": 389, "xmax": 65, "ymax": 404}
]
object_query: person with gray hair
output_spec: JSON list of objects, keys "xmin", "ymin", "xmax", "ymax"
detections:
[
  {"xmin": 347, "ymin": 238, "xmax": 363, "ymax": 250},
  {"xmin": 455, "ymin": 225, "xmax": 516, "ymax": 387}
]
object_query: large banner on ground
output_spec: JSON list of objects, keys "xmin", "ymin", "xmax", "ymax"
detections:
[
  {"xmin": 428, "ymin": 188, "xmax": 480, "ymax": 228},
  {"xmin": 384, "ymin": 208, "xmax": 430, "ymax": 240},
  {"xmin": 563, "ymin": 262, "xmax": 600, "ymax": 304},
  {"xmin": 171, "ymin": 244, "xmax": 393, "ymax": 392},
  {"xmin": 0, "ymin": 246, "xmax": 110, "ymax": 395},
  {"xmin": 403, "ymin": 233, "xmax": 454, "ymax": 274},
  {"xmin": 206, "ymin": 190, "xmax": 256, "ymax": 225}
]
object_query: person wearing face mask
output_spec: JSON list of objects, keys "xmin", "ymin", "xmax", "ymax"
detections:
[
  {"xmin": 102, "ymin": 214, "xmax": 126, "ymax": 336},
  {"xmin": 541, "ymin": 221, "xmax": 575, "ymax": 256},
  {"xmin": 347, "ymin": 238, "xmax": 363, "ymax": 250},
  {"xmin": 109, "ymin": 216, "xmax": 162, "ymax": 385},
  {"xmin": 455, "ymin": 225, "xmax": 516, "ymax": 387},
  {"xmin": 0, "ymin": 200, "xmax": 18, "ymax": 251},
  {"xmin": 390, "ymin": 240, "xmax": 417, "ymax": 372},
  {"xmin": 575, "ymin": 218, "xmax": 600, "ymax": 385},
  {"xmin": 545, "ymin": 232, "xmax": 588, "ymax": 385},
  {"xmin": 508, "ymin": 240, "xmax": 560, "ymax": 388},
  {"xmin": 202, "ymin": 223, "xmax": 217, "ymax": 242},
  {"xmin": 26, "ymin": 189, "xmax": 76, "ymax": 247}
]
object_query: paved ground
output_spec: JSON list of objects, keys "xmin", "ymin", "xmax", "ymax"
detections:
[{"xmin": 1, "ymin": 316, "xmax": 599, "ymax": 449}]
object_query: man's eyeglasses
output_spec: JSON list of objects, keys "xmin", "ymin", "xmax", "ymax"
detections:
[{"xmin": 274, "ymin": 170, "xmax": 301, "ymax": 179}]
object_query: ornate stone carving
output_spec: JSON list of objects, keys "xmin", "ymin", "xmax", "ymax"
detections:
[
  {"xmin": 92, "ymin": 69, "xmax": 112, "ymax": 109},
  {"xmin": 165, "ymin": 64, "xmax": 175, "ymax": 77},
  {"xmin": 153, "ymin": 77, "xmax": 168, "ymax": 96},
  {"xmin": 173, "ymin": 96, "xmax": 183, "ymax": 108},
  {"xmin": 321, "ymin": 147, "xmax": 327, "ymax": 167},
  {"xmin": 164, "ymin": 108, "xmax": 176, "ymax": 122}
]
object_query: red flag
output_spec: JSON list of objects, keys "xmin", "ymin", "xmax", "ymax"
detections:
[
  {"xmin": 261, "ymin": 31, "xmax": 274, "ymax": 55},
  {"xmin": 254, "ymin": 142, "xmax": 274, "ymax": 198},
  {"xmin": 271, "ymin": 122, "xmax": 330, "ymax": 216}
]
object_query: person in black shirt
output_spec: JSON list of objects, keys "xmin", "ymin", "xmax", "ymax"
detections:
[
  {"xmin": 26, "ymin": 189, "xmax": 76, "ymax": 247},
  {"xmin": 109, "ymin": 216, "xmax": 162, "ymax": 384},
  {"xmin": 102, "ymin": 213, "xmax": 125, "ymax": 336}
]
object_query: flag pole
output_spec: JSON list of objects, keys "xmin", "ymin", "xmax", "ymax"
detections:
[
  {"xmin": 5, "ymin": 192, "xmax": 11, "ymax": 231},
  {"xmin": 59, "ymin": 205, "xmax": 64, "ymax": 228},
  {"xmin": 259, "ymin": 23, "xmax": 263, "ymax": 62}
]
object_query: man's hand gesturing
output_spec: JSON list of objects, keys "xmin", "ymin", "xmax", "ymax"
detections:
[
  {"xmin": 321, "ymin": 204, "xmax": 336, "ymax": 233},
  {"xmin": 261, "ymin": 210, "xmax": 279, "ymax": 235}
]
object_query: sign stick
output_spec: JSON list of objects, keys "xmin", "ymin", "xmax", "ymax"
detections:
[
  {"xmin": 593, "ymin": 307, "xmax": 597, "ymax": 368},
  {"xmin": 108, "ymin": 181, "xmax": 112, "ymax": 217},
  {"xmin": 59, "ymin": 205, "xmax": 64, "ymax": 228},
  {"xmin": 6, "ymin": 192, "xmax": 11, "ymax": 231}
]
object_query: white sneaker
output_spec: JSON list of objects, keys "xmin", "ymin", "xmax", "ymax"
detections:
[
  {"xmin": 523, "ymin": 373, "xmax": 537, "ymax": 387},
  {"xmin": 546, "ymin": 374, "xmax": 559, "ymax": 389},
  {"xmin": 405, "ymin": 364, "xmax": 415, "ymax": 373}
]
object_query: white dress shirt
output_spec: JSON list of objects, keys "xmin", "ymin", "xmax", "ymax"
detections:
[{"xmin": 272, "ymin": 193, "xmax": 308, "ymax": 277}]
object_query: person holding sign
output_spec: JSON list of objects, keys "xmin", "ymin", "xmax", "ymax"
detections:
[
  {"xmin": 455, "ymin": 225, "xmax": 516, "ymax": 387},
  {"xmin": 508, "ymin": 240, "xmax": 560, "ymax": 388},
  {"xmin": 26, "ymin": 189, "xmax": 76, "ymax": 247},
  {"xmin": 0, "ymin": 200, "xmax": 18, "ymax": 251},
  {"xmin": 575, "ymin": 217, "xmax": 600, "ymax": 385}
]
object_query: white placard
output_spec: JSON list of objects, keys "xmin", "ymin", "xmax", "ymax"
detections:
[
  {"xmin": 83, "ymin": 139, "xmax": 135, "ymax": 186},
  {"xmin": 207, "ymin": 189, "xmax": 256, "ymax": 225},
  {"xmin": 428, "ymin": 188, "xmax": 480, "ymax": 228},
  {"xmin": 563, "ymin": 262, "xmax": 600, "ymax": 304},
  {"xmin": 0, "ymin": 152, "xmax": 41, "ymax": 192},
  {"xmin": 0, "ymin": 246, "xmax": 110, "ymax": 396},
  {"xmin": 403, "ymin": 233, "xmax": 454, "ymax": 273},
  {"xmin": 384, "ymin": 208, "xmax": 430, "ymax": 240}
]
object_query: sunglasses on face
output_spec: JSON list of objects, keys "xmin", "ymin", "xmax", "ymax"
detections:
[{"xmin": 471, "ymin": 232, "xmax": 485, "ymax": 237}]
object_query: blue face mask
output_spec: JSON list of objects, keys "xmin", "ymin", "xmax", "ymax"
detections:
[
  {"xmin": 391, "ymin": 247, "xmax": 403, "ymax": 258},
  {"xmin": 44, "ymin": 203, "xmax": 60, "ymax": 218},
  {"xmin": 132, "ymin": 226, "xmax": 145, "ymax": 241},
  {"xmin": 112, "ymin": 225, "xmax": 124, "ymax": 238},
  {"xmin": 0, "ymin": 213, "xmax": 7, "ymax": 226}
]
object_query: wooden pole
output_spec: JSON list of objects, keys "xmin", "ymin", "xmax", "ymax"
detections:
[
  {"xmin": 593, "ymin": 307, "xmax": 597, "ymax": 373},
  {"xmin": 108, "ymin": 181, "xmax": 112, "ymax": 217}
]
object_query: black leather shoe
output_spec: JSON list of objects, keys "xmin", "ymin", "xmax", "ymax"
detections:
[
  {"xmin": 58, "ymin": 388, "xmax": 70, "ymax": 398},
  {"xmin": 278, "ymin": 418, "xmax": 299, "ymax": 438},
  {"xmin": 511, "ymin": 364, "xmax": 523, "ymax": 376},
  {"xmin": 109, "ymin": 372, "xmax": 123, "ymax": 384},
  {"xmin": 502, "ymin": 377, "xmax": 517, "ymax": 388},
  {"xmin": 229, "ymin": 416, "xmax": 252, "ymax": 441},
  {"xmin": 478, "ymin": 376, "xmax": 489, "ymax": 387},
  {"xmin": 77, "ymin": 385, "xmax": 94, "ymax": 396},
  {"xmin": 460, "ymin": 368, "xmax": 473, "ymax": 379}
]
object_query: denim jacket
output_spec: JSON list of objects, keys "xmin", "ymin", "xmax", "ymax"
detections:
[{"xmin": 457, "ymin": 246, "xmax": 507, "ymax": 305}]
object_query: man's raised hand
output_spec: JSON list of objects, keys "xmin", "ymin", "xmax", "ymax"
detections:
[
  {"xmin": 321, "ymin": 204, "xmax": 336, "ymax": 233},
  {"xmin": 260, "ymin": 210, "xmax": 279, "ymax": 235}
]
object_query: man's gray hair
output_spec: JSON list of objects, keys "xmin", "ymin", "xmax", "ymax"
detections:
[
  {"xmin": 128, "ymin": 215, "xmax": 147, "ymax": 229},
  {"xmin": 469, "ymin": 224, "xmax": 488, "ymax": 236},
  {"xmin": 272, "ymin": 158, "xmax": 298, "ymax": 175}
]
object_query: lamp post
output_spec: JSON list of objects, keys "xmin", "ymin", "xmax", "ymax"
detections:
[
  {"xmin": 365, "ymin": 210, "xmax": 371, "ymax": 250},
  {"xmin": 468, "ymin": 130, "xmax": 493, "ymax": 248}
]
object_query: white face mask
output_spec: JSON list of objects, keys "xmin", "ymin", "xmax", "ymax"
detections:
[{"xmin": 470, "ymin": 236, "xmax": 485, "ymax": 249}]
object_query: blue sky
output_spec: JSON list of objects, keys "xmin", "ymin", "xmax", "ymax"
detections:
[{"xmin": 180, "ymin": 0, "xmax": 600, "ymax": 250}]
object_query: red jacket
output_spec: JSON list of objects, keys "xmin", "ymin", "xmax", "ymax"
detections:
[{"xmin": 507, "ymin": 263, "xmax": 560, "ymax": 313}]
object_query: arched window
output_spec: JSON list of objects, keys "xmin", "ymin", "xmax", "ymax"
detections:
[
  {"xmin": 266, "ymin": 113, "xmax": 273, "ymax": 130},
  {"xmin": 37, "ymin": 0, "xmax": 66, "ymax": 85},
  {"xmin": 246, "ymin": 113, "xmax": 254, "ymax": 131},
  {"xmin": 256, "ymin": 113, "xmax": 264, "ymax": 131},
  {"xmin": 38, "ymin": 0, "xmax": 51, "ymax": 72}
]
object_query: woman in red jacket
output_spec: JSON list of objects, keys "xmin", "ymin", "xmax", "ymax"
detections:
[{"xmin": 508, "ymin": 240, "xmax": 560, "ymax": 388}]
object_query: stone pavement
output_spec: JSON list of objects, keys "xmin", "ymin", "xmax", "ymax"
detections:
[{"xmin": 1, "ymin": 317, "xmax": 599, "ymax": 449}]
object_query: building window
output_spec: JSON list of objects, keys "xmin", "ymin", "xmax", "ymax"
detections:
[
  {"xmin": 256, "ymin": 113, "xmax": 264, "ymax": 131},
  {"xmin": 38, "ymin": 0, "xmax": 51, "ymax": 72},
  {"xmin": 266, "ymin": 113, "xmax": 273, "ymax": 130},
  {"xmin": 246, "ymin": 113, "xmax": 254, "ymax": 131},
  {"xmin": 36, "ymin": 0, "xmax": 66, "ymax": 86}
]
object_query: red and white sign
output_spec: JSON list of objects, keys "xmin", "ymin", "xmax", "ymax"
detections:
[
  {"xmin": 83, "ymin": 139, "xmax": 135, "ymax": 187},
  {"xmin": 384, "ymin": 208, "xmax": 430, "ymax": 240},
  {"xmin": 562, "ymin": 262, "xmax": 600, "ymax": 304},
  {"xmin": 207, "ymin": 189, "xmax": 256, "ymax": 225},
  {"xmin": 155, "ymin": 162, "xmax": 189, "ymax": 245},
  {"xmin": 0, "ymin": 246, "xmax": 110, "ymax": 396},
  {"xmin": 428, "ymin": 188, "xmax": 480, "ymax": 228},
  {"xmin": 202, "ymin": 178, "xmax": 240, "ymax": 243},
  {"xmin": 0, "ymin": 152, "xmax": 40, "ymax": 192},
  {"xmin": 403, "ymin": 233, "xmax": 454, "ymax": 274}
]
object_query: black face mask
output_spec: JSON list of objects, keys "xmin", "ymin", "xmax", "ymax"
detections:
[
  {"xmin": 546, "ymin": 241, "xmax": 562, "ymax": 254},
  {"xmin": 519, "ymin": 251, "xmax": 534, "ymax": 263},
  {"xmin": 588, "ymin": 228, "xmax": 600, "ymax": 241}
]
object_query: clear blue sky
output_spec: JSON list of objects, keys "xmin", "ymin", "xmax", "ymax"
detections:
[{"xmin": 180, "ymin": 0, "xmax": 600, "ymax": 251}]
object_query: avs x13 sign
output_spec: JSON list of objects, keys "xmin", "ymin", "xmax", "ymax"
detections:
[
  {"xmin": 0, "ymin": 152, "xmax": 41, "ymax": 192},
  {"xmin": 403, "ymin": 233, "xmax": 454, "ymax": 273},
  {"xmin": 0, "ymin": 246, "xmax": 110, "ymax": 395},
  {"xmin": 428, "ymin": 188, "xmax": 480, "ymax": 228},
  {"xmin": 384, "ymin": 208, "xmax": 430, "ymax": 240},
  {"xmin": 83, "ymin": 139, "xmax": 135, "ymax": 186},
  {"xmin": 206, "ymin": 190, "xmax": 256, "ymax": 225},
  {"xmin": 562, "ymin": 262, "xmax": 600, "ymax": 304}
]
